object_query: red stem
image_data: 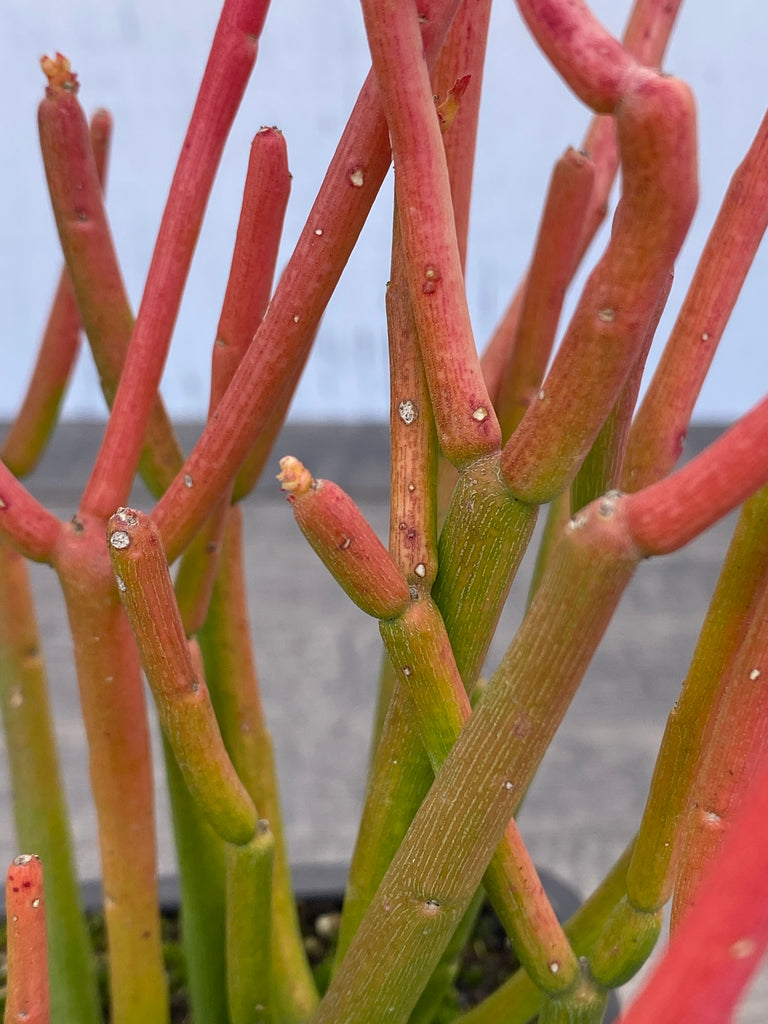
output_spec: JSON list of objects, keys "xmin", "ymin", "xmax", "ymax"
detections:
[
  {"xmin": 152, "ymin": 0, "xmax": 465, "ymax": 562},
  {"xmin": 1, "ymin": 270, "xmax": 81, "ymax": 478},
  {"xmin": 623, "ymin": 107, "xmax": 768, "ymax": 490},
  {"xmin": 176, "ymin": 126, "xmax": 290, "ymax": 632},
  {"xmin": 673, "ymin": 588, "xmax": 768, "ymax": 928},
  {"xmin": 625, "ymin": 395, "xmax": 768, "ymax": 556},
  {"xmin": 81, "ymin": 0, "xmax": 270, "ymax": 519},
  {"xmin": 617, "ymin": 747, "xmax": 768, "ymax": 1024},
  {"xmin": 0, "ymin": 463, "xmax": 61, "ymax": 563},
  {"xmin": 495, "ymin": 147, "xmax": 595, "ymax": 442},
  {"xmin": 501, "ymin": 70, "xmax": 698, "ymax": 503},
  {"xmin": 431, "ymin": 0, "xmax": 493, "ymax": 273},
  {"xmin": 483, "ymin": 0, "xmax": 684, "ymax": 405},
  {"xmin": 37, "ymin": 58, "xmax": 183, "ymax": 499},
  {"xmin": 209, "ymin": 126, "xmax": 290, "ymax": 414},
  {"xmin": 515, "ymin": 0, "xmax": 637, "ymax": 113},
  {"xmin": 2, "ymin": 109, "xmax": 112, "ymax": 479},
  {"xmin": 361, "ymin": 0, "xmax": 501, "ymax": 466},
  {"xmin": 53, "ymin": 515, "xmax": 167, "ymax": 1022},
  {"xmin": 5, "ymin": 854, "xmax": 49, "ymax": 1024}
]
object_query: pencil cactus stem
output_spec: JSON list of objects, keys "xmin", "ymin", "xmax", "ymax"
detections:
[
  {"xmin": 210, "ymin": 126, "xmax": 291, "ymax": 415},
  {"xmin": 627, "ymin": 484, "xmax": 768, "ymax": 914},
  {"xmin": 152, "ymin": 1, "xmax": 463, "ymax": 561},
  {"xmin": 589, "ymin": 897, "xmax": 662, "ymax": 988},
  {"xmin": 107, "ymin": 507, "xmax": 257, "ymax": 845},
  {"xmin": 387, "ymin": 209, "xmax": 438, "ymax": 588},
  {"xmin": 617, "ymin": 755, "xmax": 768, "ymax": 1024},
  {"xmin": 501, "ymin": 71, "xmax": 697, "ymax": 504},
  {"xmin": 0, "ymin": 540, "xmax": 100, "ymax": 1024},
  {"xmin": 431, "ymin": 0, "xmax": 493, "ymax": 272},
  {"xmin": 5, "ymin": 854, "xmax": 49, "ymax": 1024},
  {"xmin": 0, "ymin": 464, "xmax": 62, "ymax": 564},
  {"xmin": 459, "ymin": 843, "xmax": 635, "ymax": 1023},
  {"xmin": 672, "ymin": 542, "xmax": 768, "ymax": 928},
  {"xmin": 198, "ymin": 505, "xmax": 318, "ymax": 1020},
  {"xmin": 571, "ymin": 271, "xmax": 672, "ymax": 513},
  {"xmin": 495, "ymin": 147, "xmax": 595, "ymax": 442},
  {"xmin": 433, "ymin": 456, "xmax": 538, "ymax": 688},
  {"xmin": 381, "ymin": 600, "xmax": 582, "ymax": 995},
  {"xmin": 280, "ymin": 459, "xmax": 412, "ymax": 619},
  {"xmin": 9, "ymin": 69, "xmax": 113, "ymax": 471},
  {"xmin": 225, "ymin": 823, "xmax": 274, "ymax": 1024},
  {"xmin": 81, "ymin": 0, "xmax": 270, "ymax": 519},
  {"xmin": 54, "ymin": 516, "xmax": 168, "ymax": 1024},
  {"xmin": 623, "ymin": 107, "xmax": 768, "ymax": 491},
  {"xmin": 624, "ymin": 395, "xmax": 768, "ymax": 557},
  {"xmin": 360, "ymin": 0, "xmax": 501, "ymax": 465},
  {"xmin": 38, "ymin": 55, "xmax": 184, "ymax": 500},
  {"xmin": 515, "ymin": 0, "xmax": 638, "ymax": 113},
  {"xmin": 0, "ymin": 259, "xmax": 82, "ymax": 477}
]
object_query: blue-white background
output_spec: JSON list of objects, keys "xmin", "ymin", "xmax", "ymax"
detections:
[{"xmin": 2, "ymin": 1, "xmax": 766, "ymax": 423}]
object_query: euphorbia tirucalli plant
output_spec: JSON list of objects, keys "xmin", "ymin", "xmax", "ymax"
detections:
[{"xmin": 1, "ymin": 0, "xmax": 768, "ymax": 1021}]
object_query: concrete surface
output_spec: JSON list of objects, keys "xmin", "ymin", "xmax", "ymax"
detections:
[{"xmin": 0, "ymin": 421, "xmax": 765, "ymax": 1019}]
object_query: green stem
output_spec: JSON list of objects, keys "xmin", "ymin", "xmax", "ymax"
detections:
[
  {"xmin": 0, "ymin": 540, "xmax": 100, "ymax": 1024},
  {"xmin": 433, "ymin": 456, "xmax": 538, "ymax": 689},
  {"xmin": 226, "ymin": 823, "xmax": 274, "ymax": 1024},
  {"xmin": 312, "ymin": 494, "xmax": 640, "ymax": 1023},
  {"xmin": 627, "ymin": 483, "xmax": 768, "ymax": 913},
  {"xmin": 285, "ymin": 468, "xmax": 582, "ymax": 1001},
  {"xmin": 107, "ymin": 508, "xmax": 256, "ymax": 845},
  {"xmin": 459, "ymin": 842, "xmax": 634, "ymax": 1024},
  {"xmin": 336, "ymin": 683, "xmax": 434, "ymax": 966},
  {"xmin": 198, "ymin": 506, "xmax": 318, "ymax": 1023},
  {"xmin": 162, "ymin": 730, "xmax": 230, "ymax": 1024}
]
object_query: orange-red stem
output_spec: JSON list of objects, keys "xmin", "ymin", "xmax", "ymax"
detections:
[
  {"xmin": 5, "ymin": 854, "xmax": 49, "ymax": 1024},
  {"xmin": 81, "ymin": 0, "xmax": 270, "ymax": 519},
  {"xmin": 150, "ymin": 0, "xmax": 484, "ymax": 561},
  {"xmin": 361, "ymin": 0, "xmax": 500, "ymax": 465}
]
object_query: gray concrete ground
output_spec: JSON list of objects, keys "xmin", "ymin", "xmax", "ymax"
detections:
[{"xmin": 1, "ymin": 422, "xmax": 765, "ymax": 1019}]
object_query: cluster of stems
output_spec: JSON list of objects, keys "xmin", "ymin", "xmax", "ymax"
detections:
[{"xmin": 2, "ymin": 1, "xmax": 768, "ymax": 1022}]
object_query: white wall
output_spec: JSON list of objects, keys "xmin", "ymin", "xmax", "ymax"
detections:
[{"xmin": 1, "ymin": 1, "xmax": 766, "ymax": 423}]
